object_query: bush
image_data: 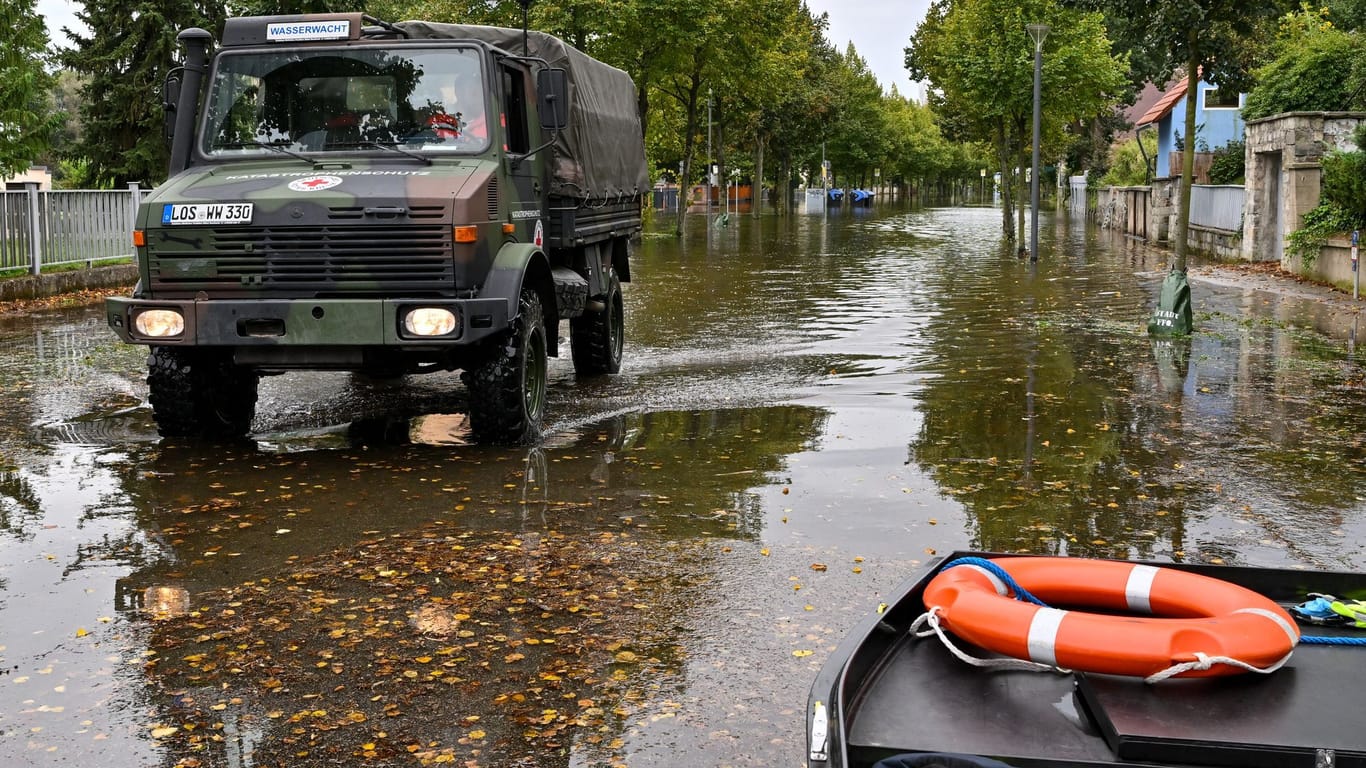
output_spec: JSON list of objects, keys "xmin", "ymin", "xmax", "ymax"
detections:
[
  {"xmin": 1099, "ymin": 133, "xmax": 1156, "ymax": 187},
  {"xmin": 1241, "ymin": 26, "xmax": 1363, "ymax": 120},
  {"xmin": 1286, "ymin": 202, "xmax": 1361, "ymax": 266},
  {"xmin": 1319, "ymin": 129, "xmax": 1366, "ymax": 220},
  {"xmin": 1207, "ymin": 139, "xmax": 1245, "ymax": 184}
]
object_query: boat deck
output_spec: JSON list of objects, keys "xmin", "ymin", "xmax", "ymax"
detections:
[{"xmin": 810, "ymin": 553, "xmax": 1366, "ymax": 768}]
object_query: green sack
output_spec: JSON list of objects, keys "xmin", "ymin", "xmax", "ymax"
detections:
[{"xmin": 1148, "ymin": 269, "xmax": 1193, "ymax": 336}]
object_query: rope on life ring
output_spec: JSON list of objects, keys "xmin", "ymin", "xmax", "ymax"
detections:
[{"xmin": 915, "ymin": 557, "xmax": 1301, "ymax": 683}]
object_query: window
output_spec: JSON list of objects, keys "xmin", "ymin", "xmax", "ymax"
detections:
[
  {"xmin": 1204, "ymin": 88, "xmax": 1240, "ymax": 109},
  {"xmin": 200, "ymin": 47, "xmax": 490, "ymax": 156},
  {"xmin": 500, "ymin": 65, "xmax": 530, "ymax": 154}
]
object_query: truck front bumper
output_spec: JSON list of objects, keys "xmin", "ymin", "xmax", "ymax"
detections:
[{"xmin": 105, "ymin": 297, "xmax": 509, "ymax": 348}]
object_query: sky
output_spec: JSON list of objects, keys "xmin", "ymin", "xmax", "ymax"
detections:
[
  {"xmin": 37, "ymin": 0, "xmax": 84, "ymax": 44},
  {"xmin": 36, "ymin": 0, "xmax": 933, "ymax": 97},
  {"xmin": 805, "ymin": 0, "xmax": 932, "ymax": 99}
]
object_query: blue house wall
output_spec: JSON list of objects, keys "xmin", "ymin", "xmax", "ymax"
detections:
[{"xmin": 1153, "ymin": 80, "xmax": 1245, "ymax": 178}]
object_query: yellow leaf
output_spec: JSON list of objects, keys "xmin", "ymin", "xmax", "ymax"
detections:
[
  {"xmin": 150, "ymin": 726, "xmax": 179, "ymax": 739},
  {"xmin": 75, "ymin": 628, "xmax": 88, "ymax": 637},
  {"xmin": 809, "ymin": 563, "xmax": 827, "ymax": 572},
  {"xmin": 613, "ymin": 650, "xmax": 638, "ymax": 663},
  {"xmin": 468, "ymin": 729, "xmax": 486, "ymax": 739},
  {"xmin": 793, "ymin": 649, "xmax": 813, "ymax": 658},
  {"xmin": 759, "ymin": 548, "xmax": 770, "ymax": 557}
]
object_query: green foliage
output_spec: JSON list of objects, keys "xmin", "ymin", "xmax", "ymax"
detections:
[
  {"xmin": 1206, "ymin": 139, "xmax": 1245, "ymax": 184},
  {"xmin": 1100, "ymin": 132, "xmax": 1156, "ymax": 186},
  {"xmin": 1241, "ymin": 22, "xmax": 1363, "ymax": 120},
  {"xmin": 47, "ymin": 0, "xmax": 984, "ymax": 208},
  {"xmin": 1320, "ymin": 145, "xmax": 1366, "ymax": 220},
  {"xmin": 1286, "ymin": 122, "xmax": 1366, "ymax": 266},
  {"xmin": 1286, "ymin": 202, "xmax": 1360, "ymax": 266},
  {"xmin": 0, "ymin": 0, "xmax": 62, "ymax": 178},
  {"xmin": 59, "ymin": 0, "xmax": 218, "ymax": 186},
  {"xmin": 908, "ymin": 0, "xmax": 1127, "ymax": 238}
]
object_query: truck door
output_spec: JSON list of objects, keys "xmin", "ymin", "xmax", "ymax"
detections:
[{"xmin": 499, "ymin": 61, "xmax": 542, "ymax": 247}]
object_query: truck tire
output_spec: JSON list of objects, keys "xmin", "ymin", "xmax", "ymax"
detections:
[
  {"xmin": 570, "ymin": 270, "xmax": 623, "ymax": 375},
  {"xmin": 147, "ymin": 346, "xmax": 259, "ymax": 438},
  {"xmin": 465, "ymin": 288, "xmax": 548, "ymax": 444}
]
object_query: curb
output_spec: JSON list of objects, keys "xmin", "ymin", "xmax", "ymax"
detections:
[{"xmin": 0, "ymin": 265, "xmax": 138, "ymax": 302}]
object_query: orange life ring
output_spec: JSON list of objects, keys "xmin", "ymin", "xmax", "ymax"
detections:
[{"xmin": 921, "ymin": 557, "xmax": 1300, "ymax": 678}]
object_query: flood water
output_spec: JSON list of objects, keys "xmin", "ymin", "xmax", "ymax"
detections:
[{"xmin": 3, "ymin": 204, "xmax": 1366, "ymax": 767}]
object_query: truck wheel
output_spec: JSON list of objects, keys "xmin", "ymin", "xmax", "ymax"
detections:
[
  {"xmin": 570, "ymin": 270, "xmax": 623, "ymax": 375},
  {"xmin": 147, "ymin": 346, "xmax": 259, "ymax": 438},
  {"xmin": 465, "ymin": 288, "xmax": 548, "ymax": 444}
]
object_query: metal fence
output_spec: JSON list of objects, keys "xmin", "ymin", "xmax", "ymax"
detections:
[
  {"xmin": 0, "ymin": 184, "xmax": 144, "ymax": 274},
  {"xmin": 1189, "ymin": 184, "xmax": 1244, "ymax": 233}
]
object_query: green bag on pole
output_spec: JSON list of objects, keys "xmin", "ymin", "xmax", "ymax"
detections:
[{"xmin": 1148, "ymin": 269, "xmax": 1192, "ymax": 336}]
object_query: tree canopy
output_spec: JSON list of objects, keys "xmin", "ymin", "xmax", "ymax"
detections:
[
  {"xmin": 0, "ymin": 0, "xmax": 61, "ymax": 178},
  {"xmin": 908, "ymin": 0, "xmax": 1127, "ymax": 243}
]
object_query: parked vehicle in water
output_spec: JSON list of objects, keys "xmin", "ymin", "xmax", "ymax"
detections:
[{"xmin": 105, "ymin": 13, "xmax": 648, "ymax": 443}]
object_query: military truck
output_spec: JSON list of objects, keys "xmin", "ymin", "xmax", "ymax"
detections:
[{"xmin": 105, "ymin": 13, "xmax": 648, "ymax": 444}]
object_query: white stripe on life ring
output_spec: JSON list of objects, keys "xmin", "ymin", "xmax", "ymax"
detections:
[
  {"xmin": 961, "ymin": 564, "xmax": 1009, "ymax": 596},
  {"xmin": 1125, "ymin": 564, "xmax": 1159, "ymax": 613},
  {"xmin": 1027, "ymin": 607, "xmax": 1068, "ymax": 667},
  {"xmin": 1234, "ymin": 607, "xmax": 1301, "ymax": 647}
]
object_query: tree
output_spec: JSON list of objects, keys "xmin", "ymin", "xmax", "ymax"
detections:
[
  {"xmin": 908, "ymin": 0, "xmax": 1126, "ymax": 245},
  {"xmin": 0, "ymin": 0, "xmax": 62, "ymax": 178},
  {"xmin": 1068, "ymin": 0, "xmax": 1286, "ymax": 290},
  {"xmin": 1242, "ymin": 6, "xmax": 1366, "ymax": 119},
  {"xmin": 823, "ymin": 44, "xmax": 890, "ymax": 188},
  {"xmin": 60, "ymin": 0, "xmax": 218, "ymax": 186}
]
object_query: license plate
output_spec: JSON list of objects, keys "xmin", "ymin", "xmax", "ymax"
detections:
[{"xmin": 161, "ymin": 202, "xmax": 254, "ymax": 225}]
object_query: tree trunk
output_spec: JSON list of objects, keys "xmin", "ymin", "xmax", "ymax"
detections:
[
  {"xmin": 754, "ymin": 135, "xmax": 766, "ymax": 214},
  {"xmin": 1174, "ymin": 42, "xmax": 1198, "ymax": 273}
]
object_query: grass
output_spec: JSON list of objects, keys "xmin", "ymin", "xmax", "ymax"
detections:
[{"xmin": 0, "ymin": 257, "xmax": 133, "ymax": 280}]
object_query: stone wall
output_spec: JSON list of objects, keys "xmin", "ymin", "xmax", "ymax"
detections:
[
  {"xmin": 1242, "ymin": 111, "xmax": 1365, "ymax": 264},
  {"xmin": 1187, "ymin": 224, "xmax": 1243, "ymax": 260}
]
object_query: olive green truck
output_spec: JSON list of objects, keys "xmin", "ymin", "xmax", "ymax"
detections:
[{"xmin": 106, "ymin": 13, "xmax": 648, "ymax": 443}]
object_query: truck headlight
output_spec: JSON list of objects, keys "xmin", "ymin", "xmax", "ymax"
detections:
[
  {"xmin": 403, "ymin": 307, "xmax": 457, "ymax": 337},
  {"xmin": 133, "ymin": 308, "xmax": 185, "ymax": 338}
]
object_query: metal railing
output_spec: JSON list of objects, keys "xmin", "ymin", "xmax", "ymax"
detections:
[
  {"xmin": 0, "ymin": 184, "xmax": 144, "ymax": 274},
  {"xmin": 1189, "ymin": 184, "xmax": 1244, "ymax": 233}
]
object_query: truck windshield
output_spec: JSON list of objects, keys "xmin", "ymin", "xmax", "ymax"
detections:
[{"xmin": 201, "ymin": 47, "xmax": 490, "ymax": 157}]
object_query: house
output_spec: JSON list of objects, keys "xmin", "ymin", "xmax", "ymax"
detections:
[
  {"xmin": 1135, "ymin": 75, "xmax": 1245, "ymax": 182},
  {"xmin": 2, "ymin": 166, "xmax": 53, "ymax": 190}
]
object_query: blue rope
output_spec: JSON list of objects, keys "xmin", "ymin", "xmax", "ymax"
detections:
[
  {"xmin": 939, "ymin": 557, "xmax": 1366, "ymax": 647},
  {"xmin": 941, "ymin": 557, "xmax": 1050, "ymax": 606},
  {"xmin": 1300, "ymin": 635, "xmax": 1366, "ymax": 645}
]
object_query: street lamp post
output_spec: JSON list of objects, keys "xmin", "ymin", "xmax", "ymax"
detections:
[{"xmin": 1027, "ymin": 23, "xmax": 1049, "ymax": 263}]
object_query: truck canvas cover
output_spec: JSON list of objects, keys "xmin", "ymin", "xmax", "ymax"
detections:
[{"xmin": 396, "ymin": 21, "xmax": 648, "ymax": 202}]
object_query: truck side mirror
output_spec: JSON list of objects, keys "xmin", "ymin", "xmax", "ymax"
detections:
[
  {"xmin": 538, "ymin": 68, "xmax": 568, "ymax": 132},
  {"xmin": 163, "ymin": 71, "xmax": 182, "ymax": 144}
]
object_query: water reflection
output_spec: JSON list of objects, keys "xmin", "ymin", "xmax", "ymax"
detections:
[{"xmin": 3, "ymin": 204, "xmax": 1366, "ymax": 766}]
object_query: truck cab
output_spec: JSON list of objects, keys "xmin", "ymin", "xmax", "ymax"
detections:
[{"xmin": 106, "ymin": 14, "xmax": 647, "ymax": 444}]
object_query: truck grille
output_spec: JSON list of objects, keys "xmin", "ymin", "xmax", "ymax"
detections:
[{"xmin": 148, "ymin": 225, "xmax": 454, "ymax": 298}]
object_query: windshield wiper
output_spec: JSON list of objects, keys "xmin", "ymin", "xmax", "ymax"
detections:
[
  {"xmin": 327, "ymin": 140, "xmax": 433, "ymax": 165},
  {"xmin": 214, "ymin": 140, "xmax": 314, "ymax": 163}
]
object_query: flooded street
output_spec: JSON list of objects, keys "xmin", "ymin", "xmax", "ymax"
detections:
[{"xmin": 4, "ymin": 204, "xmax": 1366, "ymax": 767}]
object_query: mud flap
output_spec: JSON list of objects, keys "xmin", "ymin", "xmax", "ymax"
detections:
[{"xmin": 1148, "ymin": 269, "xmax": 1192, "ymax": 336}]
